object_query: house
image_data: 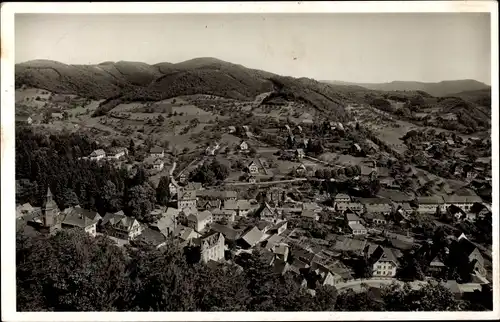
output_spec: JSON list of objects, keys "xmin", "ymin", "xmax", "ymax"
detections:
[
  {"xmin": 89, "ymin": 149, "xmax": 106, "ymax": 161},
  {"xmin": 169, "ymin": 182, "xmax": 178, "ymax": 196},
  {"xmin": 198, "ymin": 199, "xmax": 222, "ymax": 211},
  {"xmin": 364, "ymin": 202, "xmax": 393, "ymax": 217},
  {"xmin": 428, "ymin": 256, "xmax": 446, "ymax": 277},
  {"xmin": 149, "ymin": 147, "xmax": 165, "ymax": 158},
  {"xmin": 309, "ymin": 261, "xmax": 344, "ymax": 286},
  {"xmin": 295, "ymin": 163, "xmax": 307, "ymax": 176},
  {"xmin": 266, "ymin": 188, "xmax": 286, "ymax": 205},
  {"xmin": 107, "ymin": 147, "xmax": 128, "ymax": 160},
  {"xmin": 178, "ymin": 172, "xmax": 188, "ymax": 183},
  {"xmin": 153, "ymin": 159, "xmax": 164, "ymax": 171},
  {"xmin": 301, "ymin": 209, "xmax": 319, "ymax": 221},
  {"xmin": 223, "ymin": 199, "xmax": 254, "ymax": 217},
  {"xmin": 258, "ymin": 221, "xmax": 274, "ymax": 234},
  {"xmin": 247, "ymin": 176, "xmax": 257, "ymax": 184},
  {"xmin": 344, "ymin": 209, "xmax": 362, "ymax": 225},
  {"xmin": 228, "ymin": 126, "xmax": 236, "ymax": 133},
  {"xmin": 295, "ymin": 148, "xmax": 305, "ymax": 159},
  {"xmin": 199, "ymin": 232, "xmax": 225, "ymax": 263},
  {"xmin": 187, "ymin": 210, "xmax": 213, "ymax": 233},
  {"xmin": 284, "ymin": 124, "xmax": 291, "ymax": 132},
  {"xmin": 247, "ymin": 161, "xmax": 259, "ymax": 174},
  {"xmin": 174, "ymin": 225, "xmax": 201, "ymax": 244},
  {"xmin": 416, "ymin": 196, "xmax": 445, "ymax": 214},
  {"xmin": 273, "ymin": 259, "xmax": 290, "ymax": 276},
  {"xmin": 239, "ymin": 141, "xmax": 249, "ymax": 151},
  {"xmin": 302, "ymin": 202, "xmax": 321, "ymax": 213},
  {"xmin": 351, "ymin": 143, "xmax": 363, "ymax": 155},
  {"xmin": 205, "ymin": 143, "xmax": 220, "ymax": 156},
  {"xmin": 210, "ymin": 223, "xmax": 242, "ymax": 242},
  {"xmin": 270, "ymin": 220, "xmax": 288, "ymax": 235},
  {"xmin": 366, "ymin": 212, "xmax": 387, "ymax": 225},
  {"xmin": 333, "ymin": 237, "xmax": 367, "ymax": 255},
  {"xmin": 16, "ymin": 203, "xmax": 36, "ymax": 220},
  {"xmin": 177, "ymin": 189, "xmax": 197, "ymax": 210},
  {"xmin": 273, "ymin": 243, "xmax": 290, "ymax": 262},
  {"xmin": 16, "ymin": 115, "xmax": 33, "ymax": 124},
  {"xmin": 60, "ymin": 208, "xmax": 102, "ymax": 237},
  {"xmin": 368, "ymin": 245, "xmax": 399, "ymax": 277},
  {"xmin": 365, "ymin": 139, "xmax": 379, "ymax": 154},
  {"xmin": 101, "ymin": 212, "xmax": 144, "ymax": 241},
  {"xmin": 348, "ymin": 222, "xmax": 367, "ymax": 236},
  {"xmin": 135, "ymin": 227, "xmax": 167, "ymax": 249},
  {"xmin": 150, "ymin": 207, "xmax": 179, "ymax": 238},
  {"xmin": 444, "ymin": 195, "xmax": 483, "ymax": 213},
  {"xmin": 456, "ymin": 236, "xmax": 486, "ymax": 276},
  {"xmin": 240, "ymin": 226, "xmax": 264, "ymax": 248},
  {"xmin": 257, "ymin": 202, "xmax": 279, "ymax": 223},
  {"xmin": 212, "ymin": 209, "xmax": 236, "ymax": 222},
  {"xmin": 51, "ymin": 112, "xmax": 64, "ymax": 120},
  {"xmin": 334, "ymin": 193, "xmax": 351, "ymax": 211},
  {"xmin": 297, "ymin": 125, "xmax": 303, "ymax": 133}
]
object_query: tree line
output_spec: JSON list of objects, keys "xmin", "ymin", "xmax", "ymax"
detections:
[{"xmin": 16, "ymin": 228, "xmax": 491, "ymax": 312}]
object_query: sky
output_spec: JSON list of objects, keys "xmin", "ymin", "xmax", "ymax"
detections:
[{"xmin": 15, "ymin": 13, "xmax": 491, "ymax": 84}]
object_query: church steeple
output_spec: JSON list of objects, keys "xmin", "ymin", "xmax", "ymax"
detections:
[{"xmin": 42, "ymin": 186, "xmax": 57, "ymax": 215}]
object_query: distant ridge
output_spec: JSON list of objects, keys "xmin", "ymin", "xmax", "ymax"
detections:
[{"xmin": 322, "ymin": 79, "xmax": 490, "ymax": 97}]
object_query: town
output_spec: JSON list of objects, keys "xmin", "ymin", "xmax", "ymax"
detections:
[{"xmin": 12, "ymin": 9, "xmax": 494, "ymax": 313}]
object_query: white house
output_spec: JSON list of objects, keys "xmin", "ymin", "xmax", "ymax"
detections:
[
  {"xmin": 200, "ymin": 232, "xmax": 225, "ymax": 263},
  {"xmin": 107, "ymin": 147, "xmax": 128, "ymax": 160},
  {"xmin": 60, "ymin": 208, "xmax": 102, "ymax": 237},
  {"xmin": 187, "ymin": 210, "xmax": 213, "ymax": 233},
  {"xmin": 247, "ymin": 161, "xmax": 259, "ymax": 174},
  {"xmin": 368, "ymin": 245, "xmax": 399, "ymax": 277},
  {"xmin": 150, "ymin": 147, "xmax": 165, "ymax": 158},
  {"xmin": 101, "ymin": 211, "xmax": 144, "ymax": 241},
  {"xmin": 153, "ymin": 159, "xmax": 164, "ymax": 171},
  {"xmin": 348, "ymin": 222, "xmax": 367, "ymax": 236},
  {"xmin": 212, "ymin": 209, "xmax": 236, "ymax": 222},
  {"xmin": 417, "ymin": 196, "xmax": 446, "ymax": 214},
  {"xmin": 444, "ymin": 195, "xmax": 483, "ymax": 213},
  {"xmin": 334, "ymin": 193, "xmax": 351, "ymax": 211},
  {"xmin": 89, "ymin": 149, "xmax": 106, "ymax": 161},
  {"xmin": 240, "ymin": 141, "xmax": 249, "ymax": 151},
  {"xmin": 178, "ymin": 189, "xmax": 197, "ymax": 210}
]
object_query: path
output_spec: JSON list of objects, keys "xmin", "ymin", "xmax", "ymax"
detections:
[{"xmin": 222, "ymin": 178, "xmax": 307, "ymax": 187}]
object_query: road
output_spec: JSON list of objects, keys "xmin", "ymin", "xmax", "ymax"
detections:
[
  {"xmin": 222, "ymin": 178, "xmax": 308, "ymax": 187},
  {"xmin": 335, "ymin": 278, "xmax": 427, "ymax": 292}
]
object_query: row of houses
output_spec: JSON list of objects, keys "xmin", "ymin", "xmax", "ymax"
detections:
[{"xmin": 333, "ymin": 193, "xmax": 485, "ymax": 219}]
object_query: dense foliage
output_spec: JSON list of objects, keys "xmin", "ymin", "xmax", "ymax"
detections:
[
  {"xmin": 15, "ymin": 127, "xmax": 159, "ymax": 221},
  {"xmin": 17, "ymin": 228, "xmax": 483, "ymax": 312}
]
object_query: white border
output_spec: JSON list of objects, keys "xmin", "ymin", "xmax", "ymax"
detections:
[{"xmin": 1, "ymin": 2, "xmax": 498, "ymax": 321}]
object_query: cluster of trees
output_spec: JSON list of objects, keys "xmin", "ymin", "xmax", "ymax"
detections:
[
  {"xmin": 17, "ymin": 228, "xmax": 488, "ymax": 312},
  {"xmin": 314, "ymin": 165, "xmax": 361, "ymax": 179},
  {"xmin": 189, "ymin": 159, "xmax": 230, "ymax": 186},
  {"xmin": 15, "ymin": 127, "xmax": 164, "ymax": 223}
]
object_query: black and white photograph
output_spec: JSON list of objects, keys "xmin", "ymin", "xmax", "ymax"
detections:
[{"xmin": 1, "ymin": 1, "xmax": 498, "ymax": 320}]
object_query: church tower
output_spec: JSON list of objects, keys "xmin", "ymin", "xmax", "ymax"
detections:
[{"xmin": 42, "ymin": 187, "xmax": 59, "ymax": 228}]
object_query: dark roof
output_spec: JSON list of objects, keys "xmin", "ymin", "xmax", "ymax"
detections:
[
  {"xmin": 210, "ymin": 223, "xmax": 242, "ymax": 241},
  {"xmin": 371, "ymin": 246, "xmax": 398, "ymax": 264},
  {"xmin": 241, "ymin": 226, "xmax": 263, "ymax": 246},
  {"xmin": 136, "ymin": 227, "xmax": 166, "ymax": 247},
  {"xmin": 458, "ymin": 237, "xmax": 478, "ymax": 257}
]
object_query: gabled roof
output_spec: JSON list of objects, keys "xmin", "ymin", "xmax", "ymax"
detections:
[
  {"xmin": 264, "ymin": 234, "xmax": 285, "ymax": 250},
  {"xmin": 301, "ymin": 209, "xmax": 318, "ymax": 219},
  {"xmin": 371, "ymin": 246, "xmax": 398, "ymax": 264},
  {"xmin": 334, "ymin": 193, "xmax": 351, "ymax": 201},
  {"xmin": 102, "ymin": 212, "xmax": 137, "ymax": 231},
  {"xmin": 302, "ymin": 202, "xmax": 321, "ymax": 211},
  {"xmin": 201, "ymin": 232, "xmax": 223, "ymax": 248},
  {"xmin": 224, "ymin": 199, "xmax": 253, "ymax": 211},
  {"xmin": 210, "ymin": 223, "xmax": 242, "ymax": 241},
  {"xmin": 430, "ymin": 256, "xmax": 445, "ymax": 267},
  {"xmin": 174, "ymin": 225, "xmax": 200, "ymax": 241},
  {"xmin": 61, "ymin": 207, "xmax": 102, "ymax": 228},
  {"xmin": 179, "ymin": 189, "xmax": 197, "ymax": 200},
  {"xmin": 345, "ymin": 211, "xmax": 361, "ymax": 222},
  {"xmin": 348, "ymin": 222, "xmax": 366, "ymax": 231},
  {"xmin": 241, "ymin": 226, "xmax": 263, "ymax": 246},
  {"xmin": 188, "ymin": 210, "xmax": 212, "ymax": 223},
  {"xmin": 365, "ymin": 203, "xmax": 392, "ymax": 213},
  {"xmin": 136, "ymin": 227, "xmax": 166, "ymax": 247},
  {"xmin": 333, "ymin": 237, "xmax": 367, "ymax": 252},
  {"xmin": 90, "ymin": 149, "xmax": 106, "ymax": 156}
]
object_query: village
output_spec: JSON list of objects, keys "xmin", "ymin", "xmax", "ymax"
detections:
[{"xmin": 16, "ymin": 111, "xmax": 493, "ymax": 301}]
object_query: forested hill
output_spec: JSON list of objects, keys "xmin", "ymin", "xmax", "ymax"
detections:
[{"xmin": 15, "ymin": 58, "xmax": 365, "ymax": 121}]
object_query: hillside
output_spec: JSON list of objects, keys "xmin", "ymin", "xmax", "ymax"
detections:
[
  {"xmin": 15, "ymin": 58, "xmax": 366, "ymax": 120},
  {"xmin": 445, "ymin": 88, "xmax": 491, "ymax": 109},
  {"xmin": 323, "ymin": 79, "xmax": 490, "ymax": 97}
]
